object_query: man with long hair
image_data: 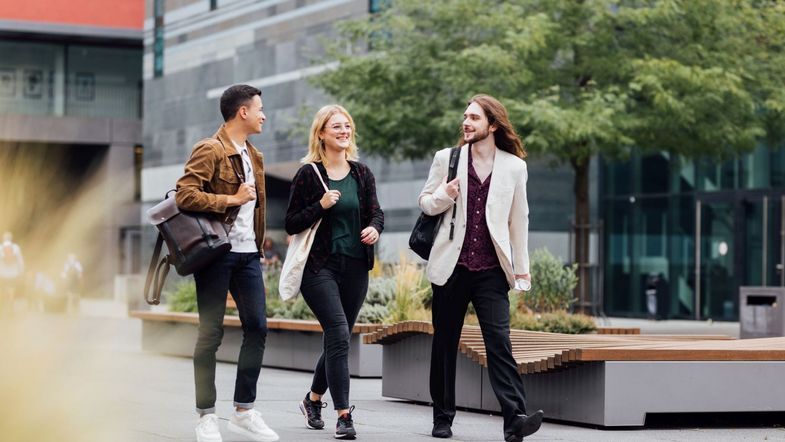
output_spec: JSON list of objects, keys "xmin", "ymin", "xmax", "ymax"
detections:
[{"xmin": 418, "ymin": 94, "xmax": 543, "ymax": 441}]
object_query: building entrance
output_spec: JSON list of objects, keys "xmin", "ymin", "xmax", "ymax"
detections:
[{"xmin": 695, "ymin": 192, "xmax": 785, "ymax": 320}]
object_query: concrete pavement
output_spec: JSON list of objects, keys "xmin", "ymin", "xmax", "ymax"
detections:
[{"xmin": 0, "ymin": 303, "xmax": 783, "ymax": 441}]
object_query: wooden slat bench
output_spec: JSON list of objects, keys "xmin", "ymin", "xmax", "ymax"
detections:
[
  {"xmin": 367, "ymin": 320, "xmax": 785, "ymax": 427},
  {"xmin": 596, "ymin": 326, "xmax": 640, "ymax": 334},
  {"xmin": 130, "ymin": 311, "xmax": 384, "ymax": 377}
]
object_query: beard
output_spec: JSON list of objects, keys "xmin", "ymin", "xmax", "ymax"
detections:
[{"xmin": 464, "ymin": 125, "xmax": 491, "ymax": 143}]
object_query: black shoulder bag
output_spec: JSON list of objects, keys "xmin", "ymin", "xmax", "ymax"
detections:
[{"xmin": 409, "ymin": 146, "xmax": 460, "ymax": 260}]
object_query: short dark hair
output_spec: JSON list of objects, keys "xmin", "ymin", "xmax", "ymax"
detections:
[{"xmin": 220, "ymin": 84, "xmax": 262, "ymax": 122}]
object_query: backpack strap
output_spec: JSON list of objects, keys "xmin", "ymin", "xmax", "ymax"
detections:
[
  {"xmin": 143, "ymin": 232, "xmax": 169, "ymax": 305},
  {"xmin": 447, "ymin": 146, "xmax": 461, "ymax": 240}
]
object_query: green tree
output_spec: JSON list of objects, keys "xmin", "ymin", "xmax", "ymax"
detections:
[{"xmin": 313, "ymin": 0, "xmax": 785, "ymax": 310}]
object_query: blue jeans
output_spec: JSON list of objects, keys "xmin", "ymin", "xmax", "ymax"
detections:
[
  {"xmin": 193, "ymin": 252, "xmax": 267, "ymax": 414},
  {"xmin": 300, "ymin": 254, "xmax": 368, "ymax": 410}
]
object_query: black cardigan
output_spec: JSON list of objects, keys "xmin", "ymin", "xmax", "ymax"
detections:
[{"xmin": 284, "ymin": 161, "xmax": 384, "ymax": 273}]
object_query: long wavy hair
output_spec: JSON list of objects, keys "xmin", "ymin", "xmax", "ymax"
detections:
[
  {"xmin": 457, "ymin": 94, "xmax": 527, "ymax": 159},
  {"xmin": 301, "ymin": 104, "xmax": 359, "ymax": 164}
]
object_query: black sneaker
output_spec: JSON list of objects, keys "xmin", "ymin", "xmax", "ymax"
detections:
[
  {"xmin": 335, "ymin": 405, "xmax": 356, "ymax": 439},
  {"xmin": 299, "ymin": 392, "xmax": 327, "ymax": 430},
  {"xmin": 505, "ymin": 410, "xmax": 544, "ymax": 442}
]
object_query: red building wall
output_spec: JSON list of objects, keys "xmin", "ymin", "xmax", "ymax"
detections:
[{"xmin": 0, "ymin": 0, "xmax": 143, "ymax": 30}]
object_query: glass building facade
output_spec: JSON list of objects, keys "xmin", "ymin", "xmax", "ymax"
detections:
[
  {"xmin": 0, "ymin": 40, "xmax": 142, "ymax": 119},
  {"xmin": 603, "ymin": 144, "xmax": 785, "ymax": 320}
]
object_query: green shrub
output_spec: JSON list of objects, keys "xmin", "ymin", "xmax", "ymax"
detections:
[
  {"xmin": 357, "ymin": 277, "xmax": 396, "ymax": 323},
  {"xmin": 384, "ymin": 254, "xmax": 431, "ymax": 323},
  {"xmin": 511, "ymin": 311, "xmax": 596, "ymax": 334},
  {"xmin": 168, "ymin": 280, "xmax": 198, "ymax": 313},
  {"xmin": 263, "ymin": 261, "xmax": 281, "ymax": 299},
  {"xmin": 268, "ymin": 295, "xmax": 315, "ymax": 320},
  {"xmin": 263, "ymin": 263, "xmax": 316, "ymax": 320},
  {"xmin": 521, "ymin": 248, "xmax": 578, "ymax": 313}
]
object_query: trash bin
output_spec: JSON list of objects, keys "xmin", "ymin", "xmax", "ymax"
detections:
[{"xmin": 739, "ymin": 287, "xmax": 785, "ymax": 339}]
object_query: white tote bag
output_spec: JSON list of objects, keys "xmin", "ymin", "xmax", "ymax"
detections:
[{"xmin": 278, "ymin": 163, "xmax": 330, "ymax": 301}]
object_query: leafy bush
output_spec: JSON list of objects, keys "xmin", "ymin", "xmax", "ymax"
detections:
[
  {"xmin": 383, "ymin": 254, "xmax": 431, "ymax": 323},
  {"xmin": 357, "ymin": 277, "xmax": 395, "ymax": 323},
  {"xmin": 263, "ymin": 263, "xmax": 315, "ymax": 320},
  {"xmin": 521, "ymin": 248, "xmax": 578, "ymax": 313},
  {"xmin": 511, "ymin": 311, "xmax": 596, "ymax": 334},
  {"xmin": 267, "ymin": 295, "xmax": 315, "ymax": 320},
  {"xmin": 464, "ymin": 310, "xmax": 595, "ymax": 334},
  {"xmin": 168, "ymin": 280, "xmax": 198, "ymax": 313}
]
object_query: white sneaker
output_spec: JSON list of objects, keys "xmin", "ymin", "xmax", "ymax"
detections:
[
  {"xmin": 195, "ymin": 414, "xmax": 222, "ymax": 442},
  {"xmin": 228, "ymin": 409, "xmax": 280, "ymax": 442}
]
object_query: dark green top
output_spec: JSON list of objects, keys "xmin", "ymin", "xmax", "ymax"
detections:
[{"xmin": 329, "ymin": 173, "xmax": 365, "ymax": 259}]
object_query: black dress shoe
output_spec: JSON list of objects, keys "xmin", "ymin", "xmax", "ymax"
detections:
[
  {"xmin": 431, "ymin": 422, "xmax": 452, "ymax": 438},
  {"xmin": 505, "ymin": 410, "xmax": 544, "ymax": 442}
]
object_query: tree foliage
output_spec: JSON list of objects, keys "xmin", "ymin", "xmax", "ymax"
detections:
[{"xmin": 314, "ymin": 0, "xmax": 785, "ymax": 162}]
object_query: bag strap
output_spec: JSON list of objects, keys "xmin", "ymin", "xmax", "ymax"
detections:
[
  {"xmin": 447, "ymin": 146, "xmax": 461, "ymax": 240},
  {"xmin": 212, "ymin": 140, "xmax": 246, "ymax": 226},
  {"xmin": 310, "ymin": 163, "xmax": 330, "ymax": 192},
  {"xmin": 143, "ymin": 232, "xmax": 169, "ymax": 305}
]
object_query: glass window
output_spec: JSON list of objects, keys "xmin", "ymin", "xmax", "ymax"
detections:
[
  {"xmin": 603, "ymin": 158, "xmax": 632, "ymax": 196},
  {"xmin": 0, "ymin": 41, "xmax": 140, "ymax": 119},
  {"xmin": 697, "ymin": 157, "xmax": 738, "ymax": 191},
  {"xmin": 66, "ymin": 46, "xmax": 142, "ymax": 119},
  {"xmin": 769, "ymin": 142, "xmax": 785, "ymax": 188},
  {"xmin": 741, "ymin": 143, "xmax": 771, "ymax": 189},
  {"xmin": 369, "ymin": 0, "xmax": 390, "ymax": 13},
  {"xmin": 640, "ymin": 153, "xmax": 670, "ymax": 194},
  {"xmin": 0, "ymin": 41, "xmax": 59, "ymax": 116}
]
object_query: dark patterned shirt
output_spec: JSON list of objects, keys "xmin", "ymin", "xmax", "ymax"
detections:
[
  {"xmin": 284, "ymin": 161, "xmax": 384, "ymax": 274},
  {"xmin": 457, "ymin": 148, "xmax": 500, "ymax": 271}
]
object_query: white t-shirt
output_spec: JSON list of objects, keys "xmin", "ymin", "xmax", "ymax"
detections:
[
  {"xmin": 228, "ymin": 140, "xmax": 258, "ymax": 253},
  {"xmin": 0, "ymin": 241, "xmax": 24, "ymax": 279}
]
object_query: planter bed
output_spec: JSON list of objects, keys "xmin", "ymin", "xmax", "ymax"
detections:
[{"xmin": 130, "ymin": 311, "xmax": 384, "ymax": 377}]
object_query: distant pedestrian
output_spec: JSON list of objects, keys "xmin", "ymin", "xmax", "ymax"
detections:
[
  {"xmin": 285, "ymin": 105, "xmax": 384, "ymax": 439},
  {"xmin": 61, "ymin": 253, "xmax": 83, "ymax": 313},
  {"xmin": 0, "ymin": 232, "xmax": 24, "ymax": 316},
  {"xmin": 261, "ymin": 237, "xmax": 281, "ymax": 269}
]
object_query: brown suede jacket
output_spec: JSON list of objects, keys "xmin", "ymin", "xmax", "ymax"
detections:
[{"xmin": 175, "ymin": 125, "xmax": 266, "ymax": 252}]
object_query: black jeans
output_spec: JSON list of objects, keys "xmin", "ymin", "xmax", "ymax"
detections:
[
  {"xmin": 430, "ymin": 265, "xmax": 527, "ymax": 438},
  {"xmin": 300, "ymin": 254, "xmax": 368, "ymax": 410},
  {"xmin": 193, "ymin": 252, "xmax": 267, "ymax": 414}
]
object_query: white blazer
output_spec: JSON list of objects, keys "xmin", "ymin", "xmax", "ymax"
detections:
[{"xmin": 418, "ymin": 144, "xmax": 530, "ymax": 288}]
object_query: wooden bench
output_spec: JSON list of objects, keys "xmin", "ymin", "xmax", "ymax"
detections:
[
  {"xmin": 366, "ymin": 320, "xmax": 785, "ymax": 426},
  {"xmin": 596, "ymin": 326, "xmax": 640, "ymax": 335},
  {"xmin": 130, "ymin": 311, "xmax": 384, "ymax": 377}
]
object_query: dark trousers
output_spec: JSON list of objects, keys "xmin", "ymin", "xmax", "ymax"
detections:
[
  {"xmin": 430, "ymin": 266, "xmax": 527, "ymax": 437},
  {"xmin": 300, "ymin": 254, "xmax": 368, "ymax": 410},
  {"xmin": 193, "ymin": 252, "xmax": 267, "ymax": 414}
]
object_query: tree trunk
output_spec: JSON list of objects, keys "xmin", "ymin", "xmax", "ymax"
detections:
[{"xmin": 571, "ymin": 156, "xmax": 591, "ymax": 314}]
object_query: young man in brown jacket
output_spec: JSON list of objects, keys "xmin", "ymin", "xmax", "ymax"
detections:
[{"xmin": 176, "ymin": 84, "xmax": 278, "ymax": 442}]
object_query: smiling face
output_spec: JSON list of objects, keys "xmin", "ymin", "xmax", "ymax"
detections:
[
  {"xmin": 320, "ymin": 112, "xmax": 353, "ymax": 152},
  {"xmin": 462, "ymin": 101, "xmax": 495, "ymax": 144},
  {"xmin": 242, "ymin": 95, "xmax": 266, "ymax": 134}
]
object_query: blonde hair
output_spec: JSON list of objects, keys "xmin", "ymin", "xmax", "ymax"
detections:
[{"xmin": 301, "ymin": 104, "xmax": 359, "ymax": 164}]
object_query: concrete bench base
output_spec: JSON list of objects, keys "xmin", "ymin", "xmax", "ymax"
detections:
[
  {"xmin": 137, "ymin": 314, "xmax": 382, "ymax": 377},
  {"xmin": 380, "ymin": 334, "xmax": 785, "ymax": 426}
]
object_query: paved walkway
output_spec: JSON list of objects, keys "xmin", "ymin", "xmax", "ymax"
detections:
[{"xmin": 0, "ymin": 302, "xmax": 782, "ymax": 441}]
